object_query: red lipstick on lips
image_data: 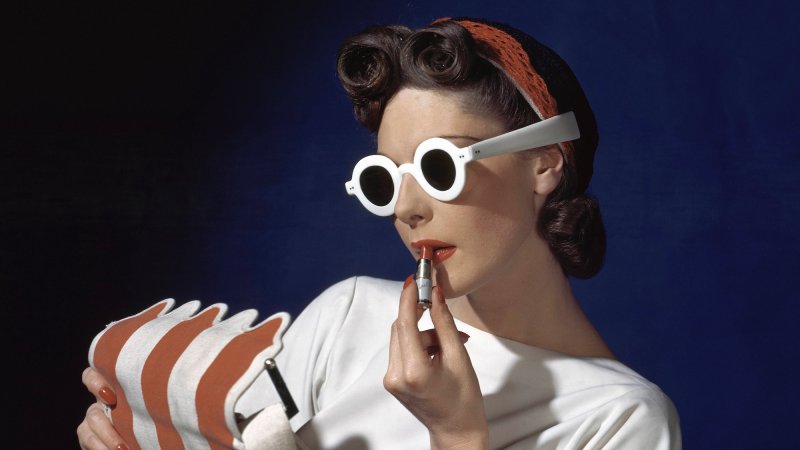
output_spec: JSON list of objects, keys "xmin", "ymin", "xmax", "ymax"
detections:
[{"xmin": 411, "ymin": 240, "xmax": 457, "ymax": 265}]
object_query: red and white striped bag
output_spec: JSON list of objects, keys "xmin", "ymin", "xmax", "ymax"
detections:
[{"xmin": 88, "ymin": 299, "xmax": 296, "ymax": 450}]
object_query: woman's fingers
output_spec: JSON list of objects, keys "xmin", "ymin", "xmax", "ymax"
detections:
[
  {"xmin": 77, "ymin": 418, "xmax": 103, "ymax": 450},
  {"xmin": 385, "ymin": 281, "xmax": 486, "ymax": 444},
  {"xmin": 419, "ymin": 329, "xmax": 438, "ymax": 351},
  {"xmin": 395, "ymin": 275, "xmax": 427, "ymax": 364},
  {"xmin": 79, "ymin": 369, "xmax": 127, "ymax": 448},
  {"xmin": 429, "ymin": 286, "xmax": 468, "ymax": 356},
  {"xmin": 385, "ymin": 319, "xmax": 402, "ymax": 378},
  {"xmin": 82, "ymin": 367, "xmax": 117, "ymax": 406},
  {"xmin": 78, "ymin": 402, "xmax": 128, "ymax": 450},
  {"xmin": 397, "ymin": 282, "xmax": 470, "ymax": 359},
  {"xmin": 419, "ymin": 329, "xmax": 470, "ymax": 356}
]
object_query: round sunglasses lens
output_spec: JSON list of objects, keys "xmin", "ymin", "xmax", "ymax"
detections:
[
  {"xmin": 421, "ymin": 149, "xmax": 456, "ymax": 191},
  {"xmin": 360, "ymin": 166, "xmax": 394, "ymax": 206}
]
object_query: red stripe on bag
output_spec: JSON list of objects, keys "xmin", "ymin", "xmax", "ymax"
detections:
[
  {"xmin": 141, "ymin": 306, "xmax": 222, "ymax": 450},
  {"xmin": 196, "ymin": 316, "xmax": 285, "ymax": 449},
  {"xmin": 91, "ymin": 301, "xmax": 171, "ymax": 450}
]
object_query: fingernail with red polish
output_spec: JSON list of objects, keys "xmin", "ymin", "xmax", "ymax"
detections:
[
  {"xmin": 116, "ymin": 444, "xmax": 130, "ymax": 450},
  {"xmin": 99, "ymin": 386, "xmax": 117, "ymax": 406},
  {"xmin": 403, "ymin": 274, "xmax": 414, "ymax": 289}
]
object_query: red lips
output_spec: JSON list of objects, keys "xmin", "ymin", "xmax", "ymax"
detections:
[{"xmin": 411, "ymin": 240, "xmax": 457, "ymax": 265}]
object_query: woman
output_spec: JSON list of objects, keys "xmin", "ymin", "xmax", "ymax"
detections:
[{"xmin": 79, "ymin": 17, "xmax": 681, "ymax": 449}]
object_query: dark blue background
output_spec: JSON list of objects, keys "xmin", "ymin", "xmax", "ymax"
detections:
[{"xmin": 4, "ymin": 1, "xmax": 798, "ymax": 448}]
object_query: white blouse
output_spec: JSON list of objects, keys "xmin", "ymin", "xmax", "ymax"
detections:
[{"xmin": 238, "ymin": 276, "xmax": 682, "ymax": 449}]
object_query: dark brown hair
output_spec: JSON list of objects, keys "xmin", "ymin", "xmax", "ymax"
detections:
[{"xmin": 337, "ymin": 21, "xmax": 605, "ymax": 278}]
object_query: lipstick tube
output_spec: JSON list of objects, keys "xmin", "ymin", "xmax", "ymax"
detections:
[{"xmin": 416, "ymin": 246, "xmax": 433, "ymax": 309}]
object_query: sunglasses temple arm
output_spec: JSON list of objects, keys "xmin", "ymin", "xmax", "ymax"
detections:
[{"xmin": 467, "ymin": 111, "xmax": 580, "ymax": 160}]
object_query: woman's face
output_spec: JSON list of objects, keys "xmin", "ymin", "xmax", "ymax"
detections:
[{"xmin": 378, "ymin": 88, "xmax": 549, "ymax": 298}]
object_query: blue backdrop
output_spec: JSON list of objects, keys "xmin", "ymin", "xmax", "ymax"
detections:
[{"xmin": 5, "ymin": 1, "xmax": 798, "ymax": 448}]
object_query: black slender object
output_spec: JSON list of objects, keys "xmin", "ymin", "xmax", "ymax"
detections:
[{"xmin": 265, "ymin": 358, "xmax": 298, "ymax": 419}]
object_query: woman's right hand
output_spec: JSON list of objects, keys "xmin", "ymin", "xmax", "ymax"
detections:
[
  {"xmin": 77, "ymin": 367, "xmax": 130, "ymax": 450},
  {"xmin": 384, "ymin": 280, "xmax": 488, "ymax": 449}
]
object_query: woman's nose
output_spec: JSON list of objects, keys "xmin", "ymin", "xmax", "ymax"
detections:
[{"xmin": 393, "ymin": 173, "xmax": 431, "ymax": 228}]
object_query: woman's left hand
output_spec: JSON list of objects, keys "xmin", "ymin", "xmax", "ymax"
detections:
[{"xmin": 384, "ymin": 280, "xmax": 489, "ymax": 450}]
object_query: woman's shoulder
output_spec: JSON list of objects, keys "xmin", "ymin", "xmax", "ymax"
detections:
[
  {"xmin": 557, "ymin": 356, "xmax": 678, "ymax": 410},
  {"xmin": 561, "ymin": 358, "xmax": 682, "ymax": 447},
  {"xmin": 496, "ymin": 353, "xmax": 683, "ymax": 448},
  {"xmin": 595, "ymin": 367, "xmax": 679, "ymax": 422},
  {"xmin": 589, "ymin": 376, "xmax": 682, "ymax": 448}
]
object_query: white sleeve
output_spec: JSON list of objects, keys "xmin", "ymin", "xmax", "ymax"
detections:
[
  {"xmin": 234, "ymin": 277, "xmax": 361, "ymax": 430},
  {"xmin": 563, "ymin": 387, "xmax": 682, "ymax": 450},
  {"xmin": 275, "ymin": 277, "xmax": 362, "ymax": 430}
]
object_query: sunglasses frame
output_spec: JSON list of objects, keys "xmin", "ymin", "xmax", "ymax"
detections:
[{"xmin": 345, "ymin": 111, "xmax": 579, "ymax": 216}]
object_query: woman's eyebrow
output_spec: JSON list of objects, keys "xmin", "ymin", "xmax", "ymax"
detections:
[
  {"xmin": 439, "ymin": 134, "xmax": 482, "ymax": 143},
  {"xmin": 375, "ymin": 135, "xmax": 484, "ymax": 157}
]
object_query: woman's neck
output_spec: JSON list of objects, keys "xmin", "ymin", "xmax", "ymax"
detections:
[{"xmin": 447, "ymin": 236, "xmax": 615, "ymax": 359}]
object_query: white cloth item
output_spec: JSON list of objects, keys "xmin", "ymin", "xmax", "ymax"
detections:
[
  {"xmin": 242, "ymin": 404, "xmax": 298, "ymax": 450},
  {"xmin": 237, "ymin": 276, "xmax": 682, "ymax": 449}
]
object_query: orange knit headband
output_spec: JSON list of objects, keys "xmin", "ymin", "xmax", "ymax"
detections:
[{"xmin": 434, "ymin": 17, "xmax": 578, "ymax": 174}]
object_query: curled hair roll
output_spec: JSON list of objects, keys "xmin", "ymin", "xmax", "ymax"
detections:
[
  {"xmin": 539, "ymin": 194, "xmax": 606, "ymax": 279},
  {"xmin": 337, "ymin": 25, "xmax": 411, "ymax": 130},
  {"xmin": 401, "ymin": 23, "xmax": 478, "ymax": 85},
  {"xmin": 337, "ymin": 22, "xmax": 533, "ymax": 131}
]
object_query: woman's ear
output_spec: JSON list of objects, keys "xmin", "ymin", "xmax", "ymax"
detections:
[{"xmin": 533, "ymin": 145, "xmax": 564, "ymax": 196}]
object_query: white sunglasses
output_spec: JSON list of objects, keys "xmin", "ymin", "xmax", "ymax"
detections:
[{"xmin": 345, "ymin": 111, "xmax": 579, "ymax": 216}]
